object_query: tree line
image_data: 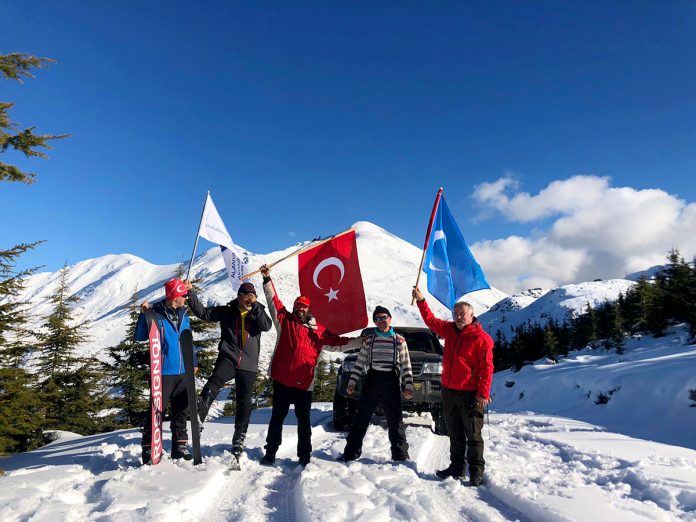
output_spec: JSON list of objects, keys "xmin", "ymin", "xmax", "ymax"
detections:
[{"xmin": 493, "ymin": 249, "xmax": 696, "ymax": 372}]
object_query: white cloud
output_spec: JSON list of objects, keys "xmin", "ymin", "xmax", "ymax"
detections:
[{"xmin": 471, "ymin": 175, "xmax": 696, "ymax": 294}]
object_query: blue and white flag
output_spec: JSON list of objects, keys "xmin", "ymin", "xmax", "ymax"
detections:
[
  {"xmin": 423, "ymin": 196, "xmax": 490, "ymax": 310},
  {"xmin": 198, "ymin": 194, "xmax": 247, "ymax": 291}
]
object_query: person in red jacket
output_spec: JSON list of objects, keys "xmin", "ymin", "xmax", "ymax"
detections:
[
  {"xmin": 259, "ymin": 264, "xmax": 358, "ymax": 467},
  {"xmin": 412, "ymin": 286, "xmax": 494, "ymax": 487}
]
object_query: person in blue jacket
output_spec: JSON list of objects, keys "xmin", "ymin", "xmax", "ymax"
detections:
[{"xmin": 135, "ymin": 277, "xmax": 195, "ymax": 464}]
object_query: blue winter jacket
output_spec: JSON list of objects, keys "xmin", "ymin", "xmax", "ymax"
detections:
[{"xmin": 134, "ymin": 300, "xmax": 195, "ymax": 376}]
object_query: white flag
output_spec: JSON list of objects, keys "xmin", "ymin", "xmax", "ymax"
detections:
[{"xmin": 197, "ymin": 194, "xmax": 247, "ymax": 290}]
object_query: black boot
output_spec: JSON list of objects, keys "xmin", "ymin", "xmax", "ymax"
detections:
[
  {"xmin": 260, "ymin": 449, "xmax": 276, "ymax": 466},
  {"xmin": 232, "ymin": 429, "xmax": 246, "ymax": 458},
  {"xmin": 298, "ymin": 454, "xmax": 311, "ymax": 467},
  {"xmin": 141, "ymin": 447, "xmax": 152, "ymax": 465},
  {"xmin": 171, "ymin": 441, "xmax": 193, "ymax": 461},
  {"xmin": 197, "ymin": 391, "xmax": 214, "ymax": 423},
  {"xmin": 436, "ymin": 464, "xmax": 464, "ymax": 480},
  {"xmin": 468, "ymin": 473, "xmax": 484, "ymax": 487}
]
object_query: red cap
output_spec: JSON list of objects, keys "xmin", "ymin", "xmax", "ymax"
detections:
[
  {"xmin": 294, "ymin": 296, "xmax": 311, "ymax": 308},
  {"xmin": 164, "ymin": 278, "xmax": 188, "ymax": 300}
]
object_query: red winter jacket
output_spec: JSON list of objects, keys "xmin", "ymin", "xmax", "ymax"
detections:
[
  {"xmin": 417, "ymin": 299, "xmax": 494, "ymax": 399},
  {"xmin": 263, "ymin": 278, "xmax": 352, "ymax": 391}
]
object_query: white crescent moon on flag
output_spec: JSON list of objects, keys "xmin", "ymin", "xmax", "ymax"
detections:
[
  {"xmin": 313, "ymin": 257, "xmax": 345, "ymax": 289},
  {"xmin": 429, "ymin": 229, "xmax": 447, "ymax": 272}
]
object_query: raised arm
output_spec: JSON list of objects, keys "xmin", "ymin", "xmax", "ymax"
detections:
[
  {"xmin": 261, "ymin": 264, "xmax": 287, "ymax": 330},
  {"xmin": 186, "ymin": 288, "xmax": 222, "ymax": 322},
  {"xmin": 413, "ymin": 287, "xmax": 450, "ymax": 338}
]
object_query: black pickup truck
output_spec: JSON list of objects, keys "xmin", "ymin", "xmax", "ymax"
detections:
[{"xmin": 332, "ymin": 326, "xmax": 447, "ymax": 435}]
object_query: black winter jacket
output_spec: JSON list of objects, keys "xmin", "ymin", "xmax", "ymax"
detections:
[{"xmin": 187, "ymin": 290, "xmax": 272, "ymax": 373}]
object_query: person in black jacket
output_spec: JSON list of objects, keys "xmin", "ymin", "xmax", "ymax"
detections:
[{"xmin": 186, "ymin": 281, "xmax": 272, "ymax": 457}]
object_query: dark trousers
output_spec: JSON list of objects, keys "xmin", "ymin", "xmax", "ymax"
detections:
[
  {"xmin": 344, "ymin": 369, "xmax": 409, "ymax": 460},
  {"xmin": 142, "ymin": 374, "xmax": 189, "ymax": 447},
  {"xmin": 265, "ymin": 380, "xmax": 313, "ymax": 459},
  {"xmin": 442, "ymin": 388, "xmax": 485, "ymax": 476},
  {"xmin": 200, "ymin": 355, "xmax": 256, "ymax": 441}
]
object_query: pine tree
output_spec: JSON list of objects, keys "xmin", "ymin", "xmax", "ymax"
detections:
[
  {"xmin": 0, "ymin": 368, "xmax": 44, "ymax": 454},
  {"xmin": 542, "ymin": 324, "xmax": 560, "ymax": 362},
  {"xmin": 602, "ymin": 303, "xmax": 625, "ymax": 354},
  {"xmin": 0, "ymin": 242, "xmax": 44, "ymax": 454},
  {"xmin": 1, "ymin": 53, "xmax": 67, "ymax": 184},
  {"xmin": 36, "ymin": 263, "xmax": 112, "ymax": 434},
  {"xmin": 35, "ymin": 263, "xmax": 87, "ymax": 377},
  {"xmin": 312, "ymin": 355, "xmax": 337, "ymax": 402},
  {"xmin": 106, "ymin": 289, "xmax": 149, "ymax": 427},
  {"xmin": 0, "ymin": 242, "xmax": 42, "ymax": 367}
]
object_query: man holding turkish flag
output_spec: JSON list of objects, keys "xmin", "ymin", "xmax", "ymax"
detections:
[{"xmin": 298, "ymin": 229, "xmax": 368, "ymax": 334}]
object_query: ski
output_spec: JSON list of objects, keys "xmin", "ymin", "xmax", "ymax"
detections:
[
  {"xmin": 144, "ymin": 310, "xmax": 164, "ymax": 465},
  {"xmin": 180, "ymin": 329, "xmax": 202, "ymax": 465}
]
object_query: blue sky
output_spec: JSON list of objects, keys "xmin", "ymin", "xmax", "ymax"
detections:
[{"xmin": 3, "ymin": 1, "xmax": 696, "ymax": 292}]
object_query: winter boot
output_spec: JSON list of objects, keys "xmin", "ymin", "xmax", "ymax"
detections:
[
  {"xmin": 436, "ymin": 464, "xmax": 464, "ymax": 480},
  {"xmin": 197, "ymin": 390, "xmax": 215, "ymax": 423},
  {"xmin": 171, "ymin": 441, "xmax": 193, "ymax": 461},
  {"xmin": 231, "ymin": 429, "xmax": 246, "ymax": 458},
  {"xmin": 468, "ymin": 474, "xmax": 484, "ymax": 487},
  {"xmin": 298, "ymin": 454, "xmax": 311, "ymax": 467},
  {"xmin": 141, "ymin": 447, "xmax": 152, "ymax": 466},
  {"xmin": 260, "ymin": 450, "xmax": 276, "ymax": 466}
]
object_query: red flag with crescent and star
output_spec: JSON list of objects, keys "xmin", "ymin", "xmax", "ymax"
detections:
[{"xmin": 298, "ymin": 229, "xmax": 368, "ymax": 335}]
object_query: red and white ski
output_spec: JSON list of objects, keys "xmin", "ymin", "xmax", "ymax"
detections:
[{"xmin": 145, "ymin": 310, "xmax": 164, "ymax": 465}]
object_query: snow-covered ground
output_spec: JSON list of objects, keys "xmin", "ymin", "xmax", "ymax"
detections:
[
  {"xmin": 1, "ymin": 405, "xmax": 694, "ymax": 521},
  {"xmin": 490, "ymin": 326, "xmax": 696, "ymax": 450},
  {"xmin": 2, "ymin": 325, "xmax": 696, "ymax": 521}
]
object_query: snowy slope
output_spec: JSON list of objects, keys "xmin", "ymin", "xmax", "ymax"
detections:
[
  {"xmin": 490, "ymin": 325, "xmax": 696, "ymax": 450},
  {"xmin": 10, "ymin": 221, "xmax": 506, "ymax": 371},
  {"xmin": 480, "ymin": 279, "xmax": 636, "ymax": 340}
]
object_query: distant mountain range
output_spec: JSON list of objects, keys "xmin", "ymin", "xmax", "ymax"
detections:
[{"xmin": 9, "ymin": 221, "xmax": 647, "ymax": 369}]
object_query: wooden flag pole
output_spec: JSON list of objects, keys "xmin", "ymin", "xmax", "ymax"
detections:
[
  {"xmin": 411, "ymin": 187, "xmax": 443, "ymax": 305},
  {"xmin": 240, "ymin": 227, "xmax": 357, "ymax": 280}
]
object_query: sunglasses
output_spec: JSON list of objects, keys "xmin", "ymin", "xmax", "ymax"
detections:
[{"xmin": 374, "ymin": 315, "xmax": 390, "ymax": 322}]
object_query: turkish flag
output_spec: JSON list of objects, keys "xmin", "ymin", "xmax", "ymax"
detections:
[{"xmin": 298, "ymin": 229, "xmax": 368, "ymax": 334}]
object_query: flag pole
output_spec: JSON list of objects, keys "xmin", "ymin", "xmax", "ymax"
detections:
[
  {"xmin": 411, "ymin": 187, "xmax": 443, "ymax": 305},
  {"xmin": 241, "ymin": 227, "xmax": 356, "ymax": 280},
  {"xmin": 186, "ymin": 191, "xmax": 210, "ymax": 281}
]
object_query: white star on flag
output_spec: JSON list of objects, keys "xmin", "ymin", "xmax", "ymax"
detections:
[{"xmin": 325, "ymin": 287, "xmax": 340, "ymax": 302}]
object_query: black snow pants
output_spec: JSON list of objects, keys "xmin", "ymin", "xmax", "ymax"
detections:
[
  {"xmin": 199, "ymin": 354, "xmax": 256, "ymax": 444},
  {"xmin": 442, "ymin": 388, "xmax": 485, "ymax": 477},
  {"xmin": 265, "ymin": 380, "xmax": 313, "ymax": 459},
  {"xmin": 142, "ymin": 374, "xmax": 189, "ymax": 448},
  {"xmin": 343, "ymin": 369, "xmax": 409, "ymax": 460}
]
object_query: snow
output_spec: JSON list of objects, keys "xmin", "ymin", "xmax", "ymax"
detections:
[
  {"xmin": 2, "ymin": 402, "xmax": 694, "ymax": 521},
  {"xmin": 2, "ymin": 330, "xmax": 696, "ymax": 520}
]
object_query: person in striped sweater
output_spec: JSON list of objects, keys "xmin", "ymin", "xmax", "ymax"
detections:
[{"xmin": 338, "ymin": 306, "xmax": 414, "ymax": 462}]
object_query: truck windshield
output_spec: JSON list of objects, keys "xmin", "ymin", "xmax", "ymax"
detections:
[{"xmin": 360, "ymin": 328, "xmax": 443, "ymax": 355}]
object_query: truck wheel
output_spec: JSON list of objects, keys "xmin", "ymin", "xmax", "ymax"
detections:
[{"xmin": 332, "ymin": 389, "xmax": 355, "ymax": 431}]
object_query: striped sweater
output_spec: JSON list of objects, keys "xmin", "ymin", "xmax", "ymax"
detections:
[{"xmin": 348, "ymin": 333, "xmax": 414, "ymax": 392}]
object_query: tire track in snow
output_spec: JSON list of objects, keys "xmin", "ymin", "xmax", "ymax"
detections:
[
  {"xmin": 202, "ymin": 410, "xmax": 334, "ymax": 522},
  {"xmin": 412, "ymin": 430, "xmax": 532, "ymax": 522}
]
